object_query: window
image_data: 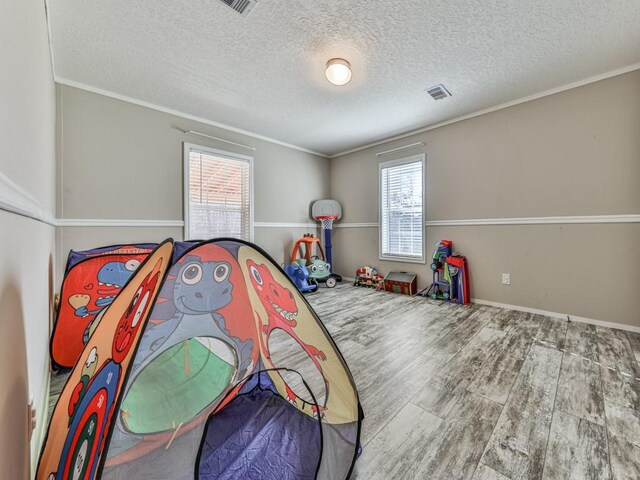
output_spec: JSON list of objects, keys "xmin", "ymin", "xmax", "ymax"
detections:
[
  {"xmin": 184, "ymin": 143, "xmax": 253, "ymax": 241},
  {"xmin": 379, "ymin": 154, "xmax": 425, "ymax": 263}
]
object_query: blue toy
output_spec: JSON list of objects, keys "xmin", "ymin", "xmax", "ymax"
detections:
[
  {"xmin": 284, "ymin": 263, "xmax": 318, "ymax": 293},
  {"xmin": 430, "ymin": 239, "xmax": 452, "ymax": 270}
]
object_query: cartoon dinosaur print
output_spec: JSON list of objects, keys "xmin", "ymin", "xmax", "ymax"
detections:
[
  {"xmin": 247, "ymin": 260, "xmax": 328, "ymax": 416},
  {"xmin": 247, "ymin": 260, "xmax": 325, "ymax": 361},
  {"xmin": 69, "ymin": 258, "xmax": 144, "ymax": 345},
  {"xmin": 73, "ymin": 258, "xmax": 142, "ymax": 318},
  {"xmin": 107, "ymin": 252, "xmax": 257, "ymax": 457},
  {"xmin": 51, "ymin": 266, "xmax": 160, "ymax": 480},
  {"xmin": 131, "ymin": 256, "xmax": 254, "ymax": 381}
]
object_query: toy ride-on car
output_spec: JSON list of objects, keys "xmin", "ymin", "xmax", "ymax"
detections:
[{"xmin": 291, "ymin": 234, "xmax": 337, "ymax": 288}]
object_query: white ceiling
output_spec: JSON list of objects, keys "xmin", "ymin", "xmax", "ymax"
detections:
[{"xmin": 48, "ymin": 0, "xmax": 640, "ymax": 156}]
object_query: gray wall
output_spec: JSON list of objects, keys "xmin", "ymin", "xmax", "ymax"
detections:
[
  {"xmin": 330, "ymin": 70, "xmax": 640, "ymax": 328},
  {"xmin": 0, "ymin": 0, "xmax": 57, "ymax": 476},
  {"xmin": 56, "ymin": 85, "xmax": 329, "ymax": 271},
  {"xmin": 56, "ymin": 70, "xmax": 640, "ymax": 330}
]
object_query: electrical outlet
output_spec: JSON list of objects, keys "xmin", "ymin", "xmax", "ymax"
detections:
[{"xmin": 502, "ymin": 273, "xmax": 511, "ymax": 285}]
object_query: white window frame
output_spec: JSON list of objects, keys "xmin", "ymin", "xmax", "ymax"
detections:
[
  {"xmin": 183, "ymin": 142, "xmax": 254, "ymax": 241},
  {"xmin": 378, "ymin": 153, "xmax": 426, "ymax": 264}
]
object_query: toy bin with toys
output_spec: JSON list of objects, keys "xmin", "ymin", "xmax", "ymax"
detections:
[{"xmin": 383, "ymin": 272, "xmax": 417, "ymax": 295}]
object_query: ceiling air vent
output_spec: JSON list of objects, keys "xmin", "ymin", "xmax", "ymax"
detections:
[
  {"xmin": 426, "ymin": 84, "xmax": 451, "ymax": 100},
  {"xmin": 218, "ymin": 0, "xmax": 257, "ymax": 17}
]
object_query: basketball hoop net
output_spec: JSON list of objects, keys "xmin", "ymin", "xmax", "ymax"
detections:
[{"xmin": 316, "ymin": 215, "xmax": 337, "ymax": 230}]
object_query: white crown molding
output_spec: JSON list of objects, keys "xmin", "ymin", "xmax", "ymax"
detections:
[
  {"xmin": 330, "ymin": 62, "xmax": 640, "ymax": 158},
  {"xmin": 0, "ymin": 172, "xmax": 56, "ymax": 226},
  {"xmin": 56, "ymin": 63, "xmax": 640, "ymax": 160},
  {"xmin": 55, "ymin": 77, "xmax": 330, "ymax": 159},
  {"xmin": 471, "ymin": 298, "xmax": 640, "ymax": 334},
  {"xmin": 426, "ymin": 214, "xmax": 640, "ymax": 226}
]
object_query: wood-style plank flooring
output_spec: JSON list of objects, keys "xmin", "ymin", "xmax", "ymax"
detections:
[{"xmin": 47, "ymin": 284, "xmax": 640, "ymax": 479}]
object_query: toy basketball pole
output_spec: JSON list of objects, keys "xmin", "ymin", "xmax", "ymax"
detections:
[
  {"xmin": 311, "ymin": 199, "xmax": 343, "ymax": 283},
  {"xmin": 317, "ymin": 216, "xmax": 342, "ymax": 282},
  {"xmin": 318, "ymin": 216, "xmax": 336, "ymax": 266}
]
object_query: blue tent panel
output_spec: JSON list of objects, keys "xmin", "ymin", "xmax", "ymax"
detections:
[{"xmin": 198, "ymin": 372, "xmax": 322, "ymax": 480}]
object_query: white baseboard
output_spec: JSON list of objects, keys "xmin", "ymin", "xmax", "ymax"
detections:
[
  {"xmin": 471, "ymin": 298, "xmax": 640, "ymax": 334},
  {"xmin": 31, "ymin": 368, "xmax": 51, "ymax": 476}
]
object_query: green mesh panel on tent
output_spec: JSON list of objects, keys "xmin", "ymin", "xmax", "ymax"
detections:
[{"xmin": 121, "ymin": 338, "xmax": 235, "ymax": 434}]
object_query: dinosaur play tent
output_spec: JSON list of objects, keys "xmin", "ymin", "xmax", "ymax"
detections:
[
  {"xmin": 38, "ymin": 239, "xmax": 362, "ymax": 480},
  {"xmin": 50, "ymin": 243, "xmax": 158, "ymax": 369}
]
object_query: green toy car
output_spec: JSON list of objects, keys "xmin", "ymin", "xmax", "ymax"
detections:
[{"xmin": 291, "ymin": 234, "xmax": 338, "ymax": 288}]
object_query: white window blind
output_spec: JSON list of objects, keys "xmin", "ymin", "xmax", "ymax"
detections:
[
  {"xmin": 379, "ymin": 155, "xmax": 425, "ymax": 262},
  {"xmin": 185, "ymin": 145, "xmax": 252, "ymax": 241}
]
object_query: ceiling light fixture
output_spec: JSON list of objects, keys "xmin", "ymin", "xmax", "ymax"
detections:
[{"xmin": 325, "ymin": 58, "xmax": 352, "ymax": 86}]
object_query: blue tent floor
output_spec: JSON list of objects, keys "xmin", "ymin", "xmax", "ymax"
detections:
[{"xmin": 199, "ymin": 384, "xmax": 321, "ymax": 480}]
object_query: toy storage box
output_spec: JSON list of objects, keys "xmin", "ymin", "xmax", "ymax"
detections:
[{"xmin": 384, "ymin": 272, "xmax": 417, "ymax": 295}]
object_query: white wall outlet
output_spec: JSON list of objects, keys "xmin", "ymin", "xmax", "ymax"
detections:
[{"xmin": 502, "ymin": 273, "xmax": 511, "ymax": 285}]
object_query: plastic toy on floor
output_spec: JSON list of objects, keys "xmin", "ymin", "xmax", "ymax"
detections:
[
  {"xmin": 353, "ymin": 266, "xmax": 384, "ymax": 290},
  {"xmin": 430, "ymin": 239, "xmax": 452, "ymax": 270},
  {"xmin": 418, "ymin": 240, "xmax": 470, "ymax": 304},
  {"xmin": 284, "ymin": 262, "xmax": 318, "ymax": 293},
  {"xmin": 446, "ymin": 255, "xmax": 470, "ymax": 304},
  {"xmin": 291, "ymin": 234, "xmax": 336, "ymax": 288},
  {"xmin": 423, "ymin": 268, "xmax": 451, "ymax": 300}
]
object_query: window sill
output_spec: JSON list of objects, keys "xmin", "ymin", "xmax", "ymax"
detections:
[{"xmin": 379, "ymin": 255, "xmax": 426, "ymax": 265}]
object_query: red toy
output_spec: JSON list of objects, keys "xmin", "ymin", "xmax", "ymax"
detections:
[
  {"xmin": 446, "ymin": 255, "xmax": 470, "ymax": 304},
  {"xmin": 353, "ymin": 266, "xmax": 384, "ymax": 291},
  {"xmin": 383, "ymin": 272, "xmax": 417, "ymax": 295}
]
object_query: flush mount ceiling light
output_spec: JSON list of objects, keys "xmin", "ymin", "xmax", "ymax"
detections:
[{"xmin": 325, "ymin": 58, "xmax": 352, "ymax": 86}]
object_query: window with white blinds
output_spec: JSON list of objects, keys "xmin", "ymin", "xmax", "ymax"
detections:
[
  {"xmin": 184, "ymin": 144, "xmax": 253, "ymax": 241},
  {"xmin": 379, "ymin": 154, "xmax": 425, "ymax": 262}
]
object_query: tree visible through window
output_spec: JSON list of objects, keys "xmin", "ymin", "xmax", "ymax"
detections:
[
  {"xmin": 379, "ymin": 155, "xmax": 425, "ymax": 262},
  {"xmin": 184, "ymin": 144, "xmax": 252, "ymax": 241}
]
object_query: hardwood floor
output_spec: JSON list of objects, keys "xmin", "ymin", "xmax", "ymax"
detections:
[
  {"xmin": 307, "ymin": 284, "xmax": 637, "ymax": 479},
  {"xmin": 47, "ymin": 283, "xmax": 640, "ymax": 479}
]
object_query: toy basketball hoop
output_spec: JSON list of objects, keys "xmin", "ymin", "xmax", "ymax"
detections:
[
  {"xmin": 317, "ymin": 215, "xmax": 338, "ymax": 230},
  {"xmin": 312, "ymin": 199, "xmax": 342, "ymax": 222}
]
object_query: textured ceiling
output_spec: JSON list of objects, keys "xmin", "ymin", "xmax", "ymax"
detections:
[{"xmin": 48, "ymin": 0, "xmax": 640, "ymax": 156}]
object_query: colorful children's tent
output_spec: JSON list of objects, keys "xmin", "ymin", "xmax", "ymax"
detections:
[
  {"xmin": 38, "ymin": 239, "xmax": 362, "ymax": 480},
  {"xmin": 50, "ymin": 243, "xmax": 157, "ymax": 368}
]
